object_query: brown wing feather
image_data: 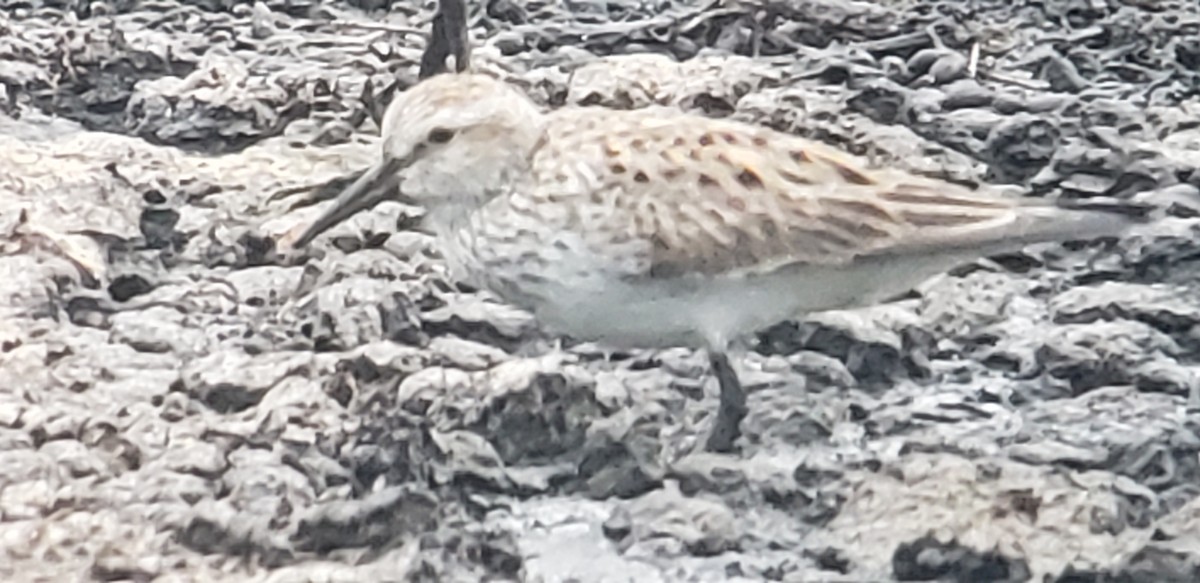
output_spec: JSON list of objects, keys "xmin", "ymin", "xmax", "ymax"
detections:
[{"xmin": 535, "ymin": 108, "xmax": 1104, "ymax": 280}]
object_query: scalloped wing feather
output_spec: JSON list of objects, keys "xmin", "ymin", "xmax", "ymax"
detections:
[{"xmin": 533, "ymin": 108, "xmax": 1127, "ymax": 280}]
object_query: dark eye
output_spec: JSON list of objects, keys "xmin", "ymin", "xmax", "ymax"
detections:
[{"xmin": 427, "ymin": 128, "xmax": 456, "ymax": 144}]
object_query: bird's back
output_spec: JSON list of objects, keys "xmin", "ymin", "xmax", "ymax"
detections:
[{"xmin": 528, "ymin": 105, "xmax": 1139, "ymax": 281}]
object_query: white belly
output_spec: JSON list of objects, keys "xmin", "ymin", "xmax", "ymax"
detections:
[
  {"xmin": 434, "ymin": 207, "xmax": 981, "ymax": 351},
  {"xmin": 518, "ymin": 251, "xmax": 979, "ymax": 350}
]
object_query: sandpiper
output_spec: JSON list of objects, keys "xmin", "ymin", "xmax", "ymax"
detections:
[{"xmin": 287, "ymin": 72, "xmax": 1143, "ymax": 453}]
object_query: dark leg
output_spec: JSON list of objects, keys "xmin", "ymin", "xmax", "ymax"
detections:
[{"xmin": 705, "ymin": 351, "xmax": 748, "ymax": 453}]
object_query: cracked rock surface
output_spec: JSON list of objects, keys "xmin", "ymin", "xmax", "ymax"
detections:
[{"xmin": 3, "ymin": 0, "xmax": 1200, "ymax": 581}]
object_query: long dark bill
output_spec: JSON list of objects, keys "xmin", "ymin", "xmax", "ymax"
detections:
[{"xmin": 291, "ymin": 157, "xmax": 409, "ymax": 249}]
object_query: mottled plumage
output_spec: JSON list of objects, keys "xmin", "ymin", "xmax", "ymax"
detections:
[
  {"xmin": 288, "ymin": 72, "xmax": 1139, "ymax": 453},
  {"xmin": 528, "ymin": 107, "xmax": 1122, "ymax": 280}
]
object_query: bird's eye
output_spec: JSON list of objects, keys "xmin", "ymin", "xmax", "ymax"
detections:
[{"xmin": 428, "ymin": 128, "xmax": 456, "ymax": 144}]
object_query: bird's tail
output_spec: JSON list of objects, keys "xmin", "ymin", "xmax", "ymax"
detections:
[{"xmin": 1013, "ymin": 185, "xmax": 1194, "ymax": 245}]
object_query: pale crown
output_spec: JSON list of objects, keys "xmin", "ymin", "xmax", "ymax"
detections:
[{"xmin": 379, "ymin": 73, "xmax": 547, "ymax": 212}]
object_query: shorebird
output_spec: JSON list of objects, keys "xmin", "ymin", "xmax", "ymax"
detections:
[{"xmin": 286, "ymin": 71, "xmax": 1143, "ymax": 453}]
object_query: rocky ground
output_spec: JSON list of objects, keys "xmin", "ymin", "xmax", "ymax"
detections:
[{"xmin": 3, "ymin": 0, "xmax": 1200, "ymax": 581}]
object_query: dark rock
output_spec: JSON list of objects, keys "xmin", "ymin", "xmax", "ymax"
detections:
[{"xmin": 892, "ymin": 535, "xmax": 1031, "ymax": 582}]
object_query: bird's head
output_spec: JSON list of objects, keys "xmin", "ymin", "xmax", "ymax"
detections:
[{"xmin": 290, "ymin": 73, "xmax": 546, "ymax": 248}]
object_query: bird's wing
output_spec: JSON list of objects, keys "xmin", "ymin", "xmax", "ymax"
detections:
[{"xmin": 535, "ymin": 109, "xmax": 1130, "ymax": 280}]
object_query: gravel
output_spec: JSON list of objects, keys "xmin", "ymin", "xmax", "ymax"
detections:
[{"xmin": 2, "ymin": 0, "xmax": 1200, "ymax": 581}]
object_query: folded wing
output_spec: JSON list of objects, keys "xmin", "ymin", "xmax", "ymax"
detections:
[{"xmin": 535, "ymin": 110, "xmax": 1134, "ymax": 280}]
